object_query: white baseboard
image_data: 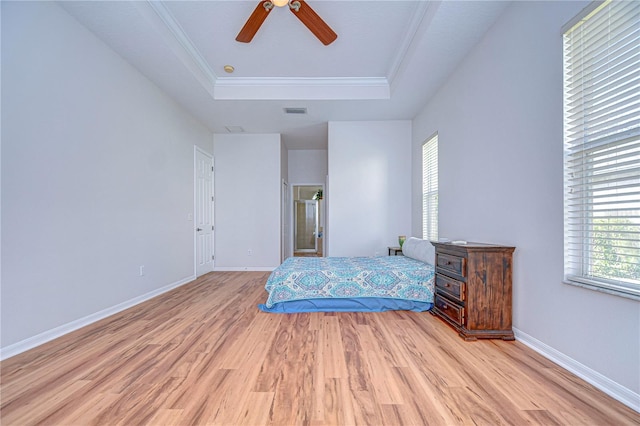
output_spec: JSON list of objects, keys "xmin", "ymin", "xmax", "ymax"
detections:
[
  {"xmin": 213, "ymin": 266, "xmax": 275, "ymax": 272},
  {"xmin": 0, "ymin": 274, "xmax": 195, "ymax": 361},
  {"xmin": 514, "ymin": 327, "xmax": 640, "ymax": 413}
]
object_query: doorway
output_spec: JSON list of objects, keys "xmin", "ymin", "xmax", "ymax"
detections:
[{"xmin": 293, "ymin": 185, "xmax": 323, "ymax": 257}]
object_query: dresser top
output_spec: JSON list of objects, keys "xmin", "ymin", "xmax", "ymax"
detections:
[{"xmin": 431, "ymin": 241, "xmax": 515, "ymax": 252}]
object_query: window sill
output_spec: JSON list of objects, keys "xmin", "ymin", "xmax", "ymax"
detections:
[{"xmin": 563, "ymin": 279, "xmax": 640, "ymax": 302}]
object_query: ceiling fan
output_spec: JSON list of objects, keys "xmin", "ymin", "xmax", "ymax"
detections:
[{"xmin": 236, "ymin": 0, "xmax": 337, "ymax": 46}]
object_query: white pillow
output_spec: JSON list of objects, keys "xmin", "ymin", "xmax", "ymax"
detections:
[{"xmin": 402, "ymin": 237, "xmax": 435, "ymax": 264}]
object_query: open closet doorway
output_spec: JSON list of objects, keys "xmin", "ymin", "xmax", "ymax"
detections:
[{"xmin": 293, "ymin": 185, "xmax": 324, "ymax": 257}]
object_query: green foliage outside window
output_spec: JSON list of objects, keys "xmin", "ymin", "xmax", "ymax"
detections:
[{"xmin": 590, "ymin": 218, "xmax": 640, "ymax": 285}]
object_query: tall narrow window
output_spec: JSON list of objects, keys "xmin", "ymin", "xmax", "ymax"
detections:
[
  {"xmin": 422, "ymin": 134, "xmax": 438, "ymax": 241},
  {"xmin": 563, "ymin": 0, "xmax": 640, "ymax": 299}
]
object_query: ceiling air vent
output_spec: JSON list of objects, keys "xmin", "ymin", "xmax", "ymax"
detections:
[{"xmin": 284, "ymin": 107, "xmax": 307, "ymax": 115}]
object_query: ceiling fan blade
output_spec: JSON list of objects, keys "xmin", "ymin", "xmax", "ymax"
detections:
[
  {"xmin": 236, "ymin": 1, "xmax": 273, "ymax": 43},
  {"xmin": 289, "ymin": 1, "xmax": 337, "ymax": 46}
]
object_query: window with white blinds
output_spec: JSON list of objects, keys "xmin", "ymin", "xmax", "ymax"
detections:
[
  {"xmin": 422, "ymin": 134, "xmax": 438, "ymax": 241},
  {"xmin": 563, "ymin": 0, "xmax": 640, "ymax": 299}
]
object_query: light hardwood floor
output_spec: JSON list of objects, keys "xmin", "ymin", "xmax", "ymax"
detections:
[{"xmin": 1, "ymin": 271, "xmax": 638, "ymax": 425}]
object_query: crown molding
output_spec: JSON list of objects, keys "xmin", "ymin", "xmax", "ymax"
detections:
[
  {"xmin": 135, "ymin": 1, "xmax": 218, "ymax": 97},
  {"xmin": 136, "ymin": 1, "xmax": 391, "ymax": 101},
  {"xmin": 387, "ymin": 1, "xmax": 438, "ymax": 87}
]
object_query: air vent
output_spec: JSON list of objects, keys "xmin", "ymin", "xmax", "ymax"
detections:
[
  {"xmin": 284, "ymin": 107, "xmax": 307, "ymax": 115},
  {"xmin": 225, "ymin": 126, "xmax": 245, "ymax": 133}
]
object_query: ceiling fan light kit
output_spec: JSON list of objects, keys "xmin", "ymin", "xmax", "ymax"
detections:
[{"xmin": 236, "ymin": 0, "xmax": 337, "ymax": 45}]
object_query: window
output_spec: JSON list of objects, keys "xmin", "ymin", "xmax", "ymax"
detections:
[
  {"xmin": 422, "ymin": 134, "xmax": 438, "ymax": 241},
  {"xmin": 563, "ymin": 0, "xmax": 640, "ymax": 299}
]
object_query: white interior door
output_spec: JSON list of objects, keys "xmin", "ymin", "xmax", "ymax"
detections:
[{"xmin": 195, "ymin": 148, "xmax": 214, "ymax": 276}]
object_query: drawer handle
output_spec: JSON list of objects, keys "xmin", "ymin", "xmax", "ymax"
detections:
[
  {"xmin": 444, "ymin": 283, "xmax": 450, "ymax": 287},
  {"xmin": 442, "ymin": 303, "xmax": 447, "ymax": 309},
  {"xmin": 446, "ymin": 261, "xmax": 452, "ymax": 265}
]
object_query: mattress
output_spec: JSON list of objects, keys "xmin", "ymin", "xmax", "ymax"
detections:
[{"xmin": 258, "ymin": 256, "xmax": 435, "ymax": 313}]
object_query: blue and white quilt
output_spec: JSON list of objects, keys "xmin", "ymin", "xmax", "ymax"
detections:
[{"xmin": 259, "ymin": 256, "xmax": 435, "ymax": 313}]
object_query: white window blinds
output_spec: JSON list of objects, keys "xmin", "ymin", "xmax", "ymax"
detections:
[
  {"xmin": 563, "ymin": 0, "xmax": 640, "ymax": 299},
  {"xmin": 422, "ymin": 134, "xmax": 438, "ymax": 241}
]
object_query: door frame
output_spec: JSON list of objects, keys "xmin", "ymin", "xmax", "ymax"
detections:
[{"xmin": 282, "ymin": 179, "xmax": 290, "ymax": 261}]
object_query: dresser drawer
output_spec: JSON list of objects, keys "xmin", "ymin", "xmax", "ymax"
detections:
[
  {"xmin": 434, "ymin": 294, "xmax": 464, "ymax": 326},
  {"xmin": 435, "ymin": 274, "xmax": 465, "ymax": 302},
  {"xmin": 436, "ymin": 253, "xmax": 467, "ymax": 278}
]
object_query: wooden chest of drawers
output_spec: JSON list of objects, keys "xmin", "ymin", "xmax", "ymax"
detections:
[{"xmin": 431, "ymin": 241, "xmax": 515, "ymax": 341}]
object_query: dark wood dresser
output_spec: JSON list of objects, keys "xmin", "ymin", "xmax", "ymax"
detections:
[{"xmin": 431, "ymin": 241, "xmax": 515, "ymax": 341}]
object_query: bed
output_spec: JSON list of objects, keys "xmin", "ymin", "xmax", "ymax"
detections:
[{"xmin": 258, "ymin": 237, "xmax": 435, "ymax": 313}]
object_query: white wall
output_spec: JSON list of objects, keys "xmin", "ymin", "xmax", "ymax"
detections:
[
  {"xmin": 328, "ymin": 121, "xmax": 411, "ymax": 257},
  {"xmin": 1, "ymin": 2, "xmax": 212, "ymax": 352},
  {"xmin": 411, "ymin": 0, "xmax": 639, "ymax": 404},
  {"xmin": 288, "ymin": 149, "xmax": 328, "ymax": 184},
  {"xmin": 213, "ymin": 134, "xmax": 281, "ymax": 270}
]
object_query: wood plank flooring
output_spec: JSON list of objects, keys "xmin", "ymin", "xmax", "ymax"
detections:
[{"xmin": 1, "ymin": 271, "xmax": 638, "ymax": 425}]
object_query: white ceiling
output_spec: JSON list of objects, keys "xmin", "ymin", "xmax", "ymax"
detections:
[{"xmin": 60, "ymin": 1, "xmax": 510, "ymax": 149}]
